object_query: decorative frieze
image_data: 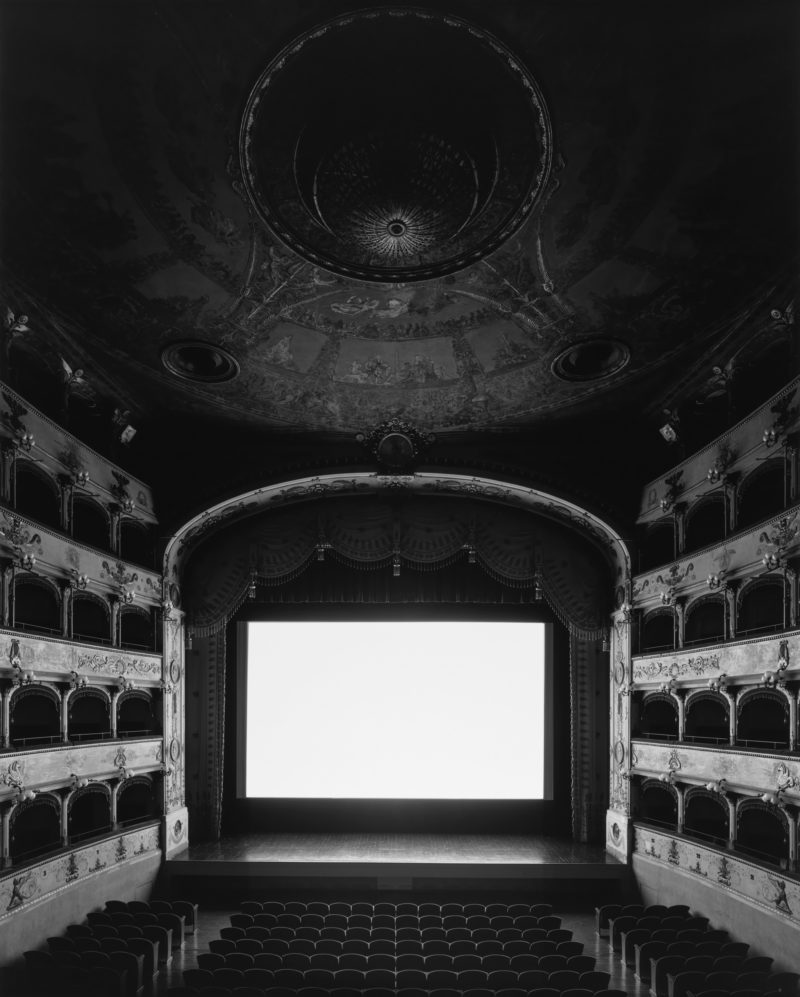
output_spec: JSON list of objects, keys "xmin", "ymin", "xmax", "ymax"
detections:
[
  {"xmin": 0, "ymin": 739, "xmax": 162, "ymax": 797},
  {"xmin": 0, "ymin": 633, "xmax": 162, "ymax": 684},
  {"xmin": 632, "ymin": 630, "xmax": 800, "ymax": 686},
  {"xmin": 638, "ymin": 378, "xmax": 799, "ymax": 523},
  {"xmin": 633, "ymin": 824, "xmax": 799, "ymax": 920},
  {"xmin": 0, "ymin": 511, "xmax": 161, "ymax": 604},
  {"xmin": 0, "ymin": 386, "xmax": 157, "ymax": 523},
  {"xmin": 630, "ymin": 740, "xmax": 800, "ymax": 800},
  {"xmin": 0, "ymin": 822, "xmax": 159, "ymax": 919},
  {"xmin": 632, "ymin": 506, "xmax": 800, "ymax": 607}
]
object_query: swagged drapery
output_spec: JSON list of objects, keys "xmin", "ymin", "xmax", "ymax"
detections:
[{"xmin": 181, "ymin": 495, "xmax": 613, "ymax": 842}]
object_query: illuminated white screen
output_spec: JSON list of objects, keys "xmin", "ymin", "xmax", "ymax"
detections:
[{"xmin": 245, "ymin": 621, "xmax": 547, "ymax": 799}]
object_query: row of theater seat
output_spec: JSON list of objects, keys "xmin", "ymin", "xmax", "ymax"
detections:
[
  {"xmin": 106, "ymin": 896, "xmax": 200, "ymax": 934},
  {"xmin": 595, "ymin": 901, "xmax": 799, "ymax": 997},
  {"xmin": 222, "ymin": 929, "xmax": 570, "ymax": 945},
  {"xmin": 240, "ymin": 903, "xmax": 555, "ymax": 917},
  {"xmin": 169, "ymin": 988, "xmax": 627, "ymax": 997},
  {"xmin": 215, "ymin": 940, "xmax": 580, "ymax": 957},
  {"xmin": 24, "ymin": 896, "xmax": 199, "ymax": 997},
  {"xmin": 203, "ymin": 952, "xmax": 591, "ymax": 971},
  {"xmin": 184, "ymin": 965, "xmax": 615, "ymax": 992},
  {"xmin": 234, "ymin": 915, "xmax": 561, "ymax": 930}
]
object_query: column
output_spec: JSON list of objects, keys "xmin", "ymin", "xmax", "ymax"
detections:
[
  {"xmin": 674, "ymin": 503, "xmax": 687, "ymax": 555},
  {"xmin": 676, "ymin": 693, "xmax": 686, "ymax": 742},
  {"xmin": 60, "ymin": 688, "xmax": 70, "ymax": 744},
  {"xmin": 783, "ymin": 806, "xmax": 797, "ymax": 870},
  {"xmin": 110, "ymin": 784, "xmax": 119, "ymax": 830},
  {"xmin": 788, "ymin": 689, "xmax": 797, "ymax": 752},
  {"xmin": 786, "ymin": 566, "xmax": 798, "ymax": 630},
  {"xmin": 1, "ymin": 561, "xmax": 14, "ymax": 629},
  {"xmin": 724, "ymin": 583, "xmax": 738, "ymax": 641},
  {"xmin": 58, "ymin": 477, "xmax": 74, "ymax": 533},
  {"xmin": 0, "ymin": 442, "xmax": 15, "ymax": 504},
  {"xmin": 61, "ymin": 793, "xmax": 69, "ymax": 846},
  {"xmin": 60, "ymin": 582, "xmax": 73, "ymax": 640},
  {"xmin": 0, "ymin": 689, "xmax": 8, "ymax": 749},
  {"xmin": 110, "ymin": 508, "xmax": 122, "ymax": 556},
  {"xmin": 1, "ymin": 804, "xmax": 12, "ymax": 869},
  {"xmin": 724, "ymin": 477, "xmax": 738, "ymax": 535},
  {"xmin": 787, "ymin": 443, "xmax": 798, "ymax": 506},
  {"xmin": 110, "ymin": 692, "xmax": 119, "ymax": 739},
  {"xmin": 727, "ymin": 691, "xmax": 737, "ymax": 746},
  {"xmin": 676, "ymin": 784, "xmax": 685, "ymax": 833},
  {"xmin": 725, "ymin": 795, "xmax": 736, "ymax": 849},
  {"xmin": 675, "ymin": 600, "xmax": 685, "ymax": 650},
  {"xmin": 110, "ymin": 596, "xmax": 120, "ymax": 648}
]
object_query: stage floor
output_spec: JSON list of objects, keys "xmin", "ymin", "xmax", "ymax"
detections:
[
  {"xmin": 170, "ymin": 833, "xmax": 615, "ymax": 866},
  {"xmin": 164, "ymin": 833, "xmax": 628, "ymax": 896}
]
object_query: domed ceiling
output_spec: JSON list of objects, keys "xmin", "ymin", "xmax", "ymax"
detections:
[
  {"xmin": 0, "ymin": 1, "xmax": 797, "ymax": 439},
  {"xmin": 240, "ymin": 10, "xmax": 551, "ymax": 283}
]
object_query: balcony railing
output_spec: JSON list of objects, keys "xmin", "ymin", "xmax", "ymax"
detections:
[
  {"xmin": 735, "ymin": 736, "xmax": 790, "ymax": 751},
  {"xmin": 683, "ymin": 733, "xmax": 729, "ymax": 745},
  {"xmin": 9, "ymin": 733, "xmax": 62, "ymax": 748},
  {"xmin": 72, "ymin": 632, "xmax": 113, "ymax": 646},
  {"xmin": 69, "ymin": 824, "xmax": 112, "ymax": 844}
]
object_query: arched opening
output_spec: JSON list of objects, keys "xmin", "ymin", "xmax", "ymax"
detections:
[
  {"xmin": 736, "ymin": 802, "xmax": 789, "ymax": 866},
  {"xmin": 72, "ymin": 592, "xmax": 111, "ymax": 645},
  {"xmin": 10, "ymin": 797, "xmax": 61, "ymax": 864},
  {"xmin": 637, "ymin": 694, "xmax": 679, "ymax": 741},
  {"xmin": 737, "ymin": 460, "xmax": 787, "ymax": 530},
  {"xmin": 640, "ymin": 521, "xmax": 675, "ymax": 571},
  {"xmin": 641, "ymin": 610, "xmax": 674, "ymax": 653},
  {"xmin": 68, "ymin": 787, "xmax": 111, "ymax": 843},
  {"xmin": 117, "ymin": 691, "xmax": 157, "ymax": 738},
  {"xmin": 639, "ymin": 780, "xmax": 678, "ymax": 829},
  {"xmin": 119, "ymin": 607, "xmax": 154, "ymax": 651},
  {"xmin": 120, "ymin": 519, "xmax": 154, "ymax": 568},
  {"xmin": 68, "ymin": 689, "xmax": 110, "ymax": 742},
  {"xmin": 9, "ymin": 686, "xmax": 60, "ymax": 747},
  {"xmin": 738, "ymin": 579, "xmax": 785, "ymax": 636},
  {"xmin": 684, "ymin": 692, "xmax": 729, "ymax": 744},
  {"xmin": 684, "ymin": 790, "xmax": 729, "ymax": 845},
  {"xmin": 14, "ymin": 462, "xmax": 61, "ymax": 529},
  {"xmin": 116, "ymin": 778, "xmax": 158, "ymax": 827},
  {"xmin": 14, "ymin": 576, "xmax": 61, "ymax": 635},
  {"xmin": 684, "ymin": 596, "xmax": 725, "ymax": 646},
  {"xmin": 737, "ymin": 690, "xmax": 789, "ymax": 750},
  {"xmin": 72, "ymin": 495, "xmax": 110, "ymax": 551},
  {"xmin": 684, "ymin": 496, "xmax": 726, "ymax": 553}
]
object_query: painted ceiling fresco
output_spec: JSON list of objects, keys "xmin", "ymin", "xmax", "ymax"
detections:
[{"xmin": 1, "ymin": 1, "xmax": 797, "ymax": 436}]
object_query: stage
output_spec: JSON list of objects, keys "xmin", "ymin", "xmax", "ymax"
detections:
[{"xmin": 163, "ymin": 833, "xmax": 630, "ymax": 899}]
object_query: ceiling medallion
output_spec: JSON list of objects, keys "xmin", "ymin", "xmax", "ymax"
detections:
[
  {"xmin": 551, "ymin": 339, "xmax": 631, "ymax": 382},
  {"xmin": 240, "ymin": 9, "xmax": 552, "ymax": 283},
  {"xmin": 357, "ymin": 418, "xmax": 435, "ymax": 472},
  {"xmin": 161, "ymin": 341, "xmax": 240, "ymax": 383}
]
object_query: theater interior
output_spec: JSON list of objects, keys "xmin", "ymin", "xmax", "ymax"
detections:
[{"xmin": 0, "ymin": 1, "xmax": 799, "ymax": 995}]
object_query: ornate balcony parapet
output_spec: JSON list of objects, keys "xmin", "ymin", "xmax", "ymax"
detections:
[
  {"xmin": 638, "ymin": 377, "xmax": 799, "ymax": 524},
  {"xmin": 632, "ymin": 629, "xmax": 799, "ymax": 687}
]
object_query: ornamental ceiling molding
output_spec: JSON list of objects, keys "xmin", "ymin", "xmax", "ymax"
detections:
[{"xmin": 163, "ymin": 470, "xmax": 631, "ymax": 587}]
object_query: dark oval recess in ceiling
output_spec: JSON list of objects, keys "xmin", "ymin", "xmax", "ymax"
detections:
[
  {"xmin": 551, "ymin": 339, "xmax": 631, "ymax": 382},
  {"xmin": 240, "ymin": 8, "xmax": 552, "ymax": 283},
  {"xmin": 161, "ymin": 341, "xmax": 240, "ymax": 383}
]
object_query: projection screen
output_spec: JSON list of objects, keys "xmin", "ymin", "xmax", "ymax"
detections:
[{"xmin": 237, "ymin": 620, "xmax": 552, "ymax": 800}]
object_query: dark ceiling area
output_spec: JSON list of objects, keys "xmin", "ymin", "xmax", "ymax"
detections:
[{"xmin": 0, "ymin": 0, "xmax": 797, "ymax": 531}]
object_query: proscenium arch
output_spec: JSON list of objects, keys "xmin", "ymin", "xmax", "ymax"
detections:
[
  {"xmin": 164, "ymin": 470, "xmax": 631, "ymax": 844},
  {"xmin": 164, "ymin": 471, "xmax": 631, "ymax": 592}
]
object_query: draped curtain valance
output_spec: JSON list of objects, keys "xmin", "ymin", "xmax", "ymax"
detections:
[{"xmin": 182, "ymin": 495, "xmax": 612, "ymax": 639}]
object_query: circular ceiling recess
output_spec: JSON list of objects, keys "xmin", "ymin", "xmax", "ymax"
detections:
[
  {"xmin": 161, "ymin": 341, "xmax": 240, "ymax": 382},
  {"xmin": 551, "ymin": 339, "xmax": 631, "ymax": 381},
  {"xmin": 240, "ymin": 9, "xmax": 552, "ymax": 283}
]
